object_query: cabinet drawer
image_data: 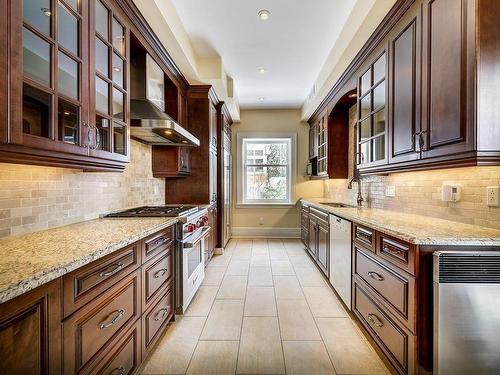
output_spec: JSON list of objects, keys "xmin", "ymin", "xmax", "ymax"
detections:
[
  {"xmin": 353, "ymin": 247, "xmax": 415, "ymax": 332},
  {"xmin": 63, "ymin": 270, "xmax": 141, "ymax": 374},
  {"xmin": 142, "ymin": 285, "xmax": 174, "ymax": 356},
  {"xmin": 376, "ymin": 233, "xmax": 415, "ymax": 275},
  {"xmin": 63, "ymin": 242, "xmax": 141, "ymax": 318},
  {"xmin": 353, "ymin": 224, "xmax": 375, "ymax": 251},
  {"xmin": 310, "ymin": 207, "xmax": 329, "ymax": 225},
  {"xmin": 301, "ymin": 213, "xmax": 309, "ymax": 228},
  {"xmin": 143, "ymin": 226, "xmax": 175, "ymax": 261},
  {"xmin": 353, "ymin": 280, "xmax": 415, "ymax": 375},
  {"xmin": 142, "ymin": 245, "xmax": 174, "ymax": 310},
  {"xmin": 81, "ymin": 320, "xmax": 141, "ymax": 375}
]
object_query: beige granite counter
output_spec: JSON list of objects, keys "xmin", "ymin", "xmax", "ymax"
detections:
[
  {"xmin": 0, "ymin": 217, "xmax": 178, "ymax": 304},
  {"xmin": 302, "ymin": 198, "xmax": 500, "ymax": 246}
]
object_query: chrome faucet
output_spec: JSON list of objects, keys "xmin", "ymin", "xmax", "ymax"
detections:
[{"xmin": 348, "ymin": 151, "xmax": 364, "ymax": 208}]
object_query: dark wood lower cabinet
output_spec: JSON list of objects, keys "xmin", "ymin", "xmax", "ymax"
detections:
[
  {"xmin": 0, "ymin": 224, "xmax": 177, "ymax": 374},
  {"xmin": 0, "ymin": 279, "xmax": 62, "ymax": 375},
  {"xmin": 305, "ymin": 207, "xmax": 330, "ymax": 277}
]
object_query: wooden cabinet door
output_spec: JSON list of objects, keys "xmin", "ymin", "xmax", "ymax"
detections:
[
  {"xmin": 209, "ymin": 102, "xmax": 217, "ymax": 150},
  {"xmin": 309, "ymin": 124, "xmax": 318, "ymax": 159},
  {"xmin": 308, "ymin": 218, "xmax": 317, "ymax": 258},
  {"xmin": 223, "ymin": 145, "xmax": 231, "ymax": 246},
  {"xmin": 317, "ymin": 223, "xmax": 329, "ymax": 276},
  {"xmin": 88, "ymin": 0, "xmax": 130, "ymax": 163},
  {"xmin": 209, "ymin": 148, "xmax": 218, "ymax": 204},
  {"xmin": 0, "ymin": 280, "xmax": 61, "ymax": 375},
  {"xmin": 421, "ymin": 0, "xmax": 475, "ymax": 159},
  {"xmin": 388, "ymin": 3, "xmax": 422, "ymax": 164}
]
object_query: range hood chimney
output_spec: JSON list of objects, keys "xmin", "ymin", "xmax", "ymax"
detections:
[{"xmin": 129, "ymin": 52, "xmax": 199, "ymax": 147}]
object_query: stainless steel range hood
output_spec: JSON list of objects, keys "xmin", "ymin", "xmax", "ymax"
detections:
[{"xmin": 130, "ymin": 53, "xmax": 199, "ymax": 146}]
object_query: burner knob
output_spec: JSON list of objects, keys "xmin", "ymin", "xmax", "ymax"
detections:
[{"xmin": 185, "ymin": 224, "xmax": 196, "ymax": 233}]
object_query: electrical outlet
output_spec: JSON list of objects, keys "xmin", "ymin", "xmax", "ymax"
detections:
[
  {"xmin": 487, "ymin": 186, "xmax": 500, "ymax": 207},
  {"xmin": 385, "ymin": 185, "xmax": 396, "ymax": 197}
]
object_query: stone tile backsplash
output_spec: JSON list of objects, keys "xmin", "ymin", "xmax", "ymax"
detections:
[{"xmin": 0, "ymin": 140, "xmax": 165, "ymax": 238}]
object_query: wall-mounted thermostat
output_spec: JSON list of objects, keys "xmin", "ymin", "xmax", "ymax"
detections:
[{"xmin": 442, "ymin": 185, "xmax": 461, "ymax": 202}]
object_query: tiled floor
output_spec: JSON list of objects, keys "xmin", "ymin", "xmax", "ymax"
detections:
[{"xmin": 141, "ymin": 239, "xmax": 390, "ymax": 375}]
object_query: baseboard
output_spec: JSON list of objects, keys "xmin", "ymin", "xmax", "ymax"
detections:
[{"xmin": 231, "ymin": 227, "xmax": 301, "ymax": 239}]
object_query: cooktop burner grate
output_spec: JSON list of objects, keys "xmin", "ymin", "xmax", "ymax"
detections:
[{"xmin": 106, "ymin": 205, "xmax": 200, "ymax": 218}]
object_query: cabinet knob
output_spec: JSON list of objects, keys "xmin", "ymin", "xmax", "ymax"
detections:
[{"xmin": 367, "ymin": 313, "xmax": 384, "ymax": 328}]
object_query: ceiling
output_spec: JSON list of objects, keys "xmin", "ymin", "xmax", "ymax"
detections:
[{"xmin": 170, "ymin": 0, "xmax": 356, "ymax": 109}]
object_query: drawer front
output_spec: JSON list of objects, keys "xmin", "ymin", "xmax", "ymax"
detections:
[
  {"xmin": 354, "ymin": 247, "xmax": 415, "ymax": 331},
  {"xmin": 63, "ymin": 270, "xmax": 141, "ymax": 374},
  {"xmin": 81, "ymin": 320, "xmax": 141, "ymax": 375},
  {"xmin": 310, "ymin": 207, "xmax": 329, "ymax": 226},
  {"xmin": 301, "ymin": 213, "xmax": 309, "ymax": 228},
  {"xmin": 353, "ymin": 280, "xmax": 415, "ymax": 375},
  {"xmin": 63, "ymin": 243, "xmax": 140, "ymax": 318},
  {"xmin": 376, "ymin": 234, "xmax": 415, "ymax": 275},
  {"xmin": 353, "ymin": 224, "xmax": 375, "ymax": 251},
  {"xmin": 143, "ymin": 226, "xmax": 175, "ymax": 261},
  {"xmin": 142, "ymin": 285, "xmax": 174, "ymax": 356},
  {"xmin": 143, "ymin": 246, "xmax": 174, "ymax": 309}
]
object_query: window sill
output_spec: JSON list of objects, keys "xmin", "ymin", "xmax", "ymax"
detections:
[{"xmin": 235, "ymin": 203, "xmax": 296, "ymax": 209}]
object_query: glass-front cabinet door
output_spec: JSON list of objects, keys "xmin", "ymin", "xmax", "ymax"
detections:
[
  {"xmin": 357, "ymin": 51, "xmax": 387, "ymax": 168},
  {"xmin": 14, "ymin": 0, "xmax": 90, "ymax": 154},
  {"xmin": 89, "ymin": 0, "xmax": 129, "ymax": 161}
]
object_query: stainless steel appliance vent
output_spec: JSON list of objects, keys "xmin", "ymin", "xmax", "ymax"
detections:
[{"xmin": 437, "ymin": 252, "xmax": 500, "ymax": 283}]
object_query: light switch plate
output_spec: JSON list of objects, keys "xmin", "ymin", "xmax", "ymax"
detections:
[
  {"xmin": 487, "ymin": 186, "xmax": 500, "ymax": 207},
  {"xmin": 385, "ymin": 185, "xmax": 396, "ymax": 197}
]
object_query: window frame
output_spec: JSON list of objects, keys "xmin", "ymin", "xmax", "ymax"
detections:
[{"xmin": 236, "ymin": 132, "xmax": 297, "ymax": 206}]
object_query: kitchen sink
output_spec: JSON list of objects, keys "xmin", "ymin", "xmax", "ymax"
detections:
[{"xmin": 319, "ymin": 202, "xmax": 357, "ymax": 208}]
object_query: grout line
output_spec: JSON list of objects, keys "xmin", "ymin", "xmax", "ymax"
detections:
[{"xmin": 274, "ymin": 238, "xmax": 288, "ymax": 375}]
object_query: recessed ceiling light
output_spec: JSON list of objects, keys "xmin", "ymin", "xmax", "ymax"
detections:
[
  {"xmin": 41, "ymin": 7, "xmax": 51, "ymax": 17},
  {"xmin": 258, "ymin": 97, "xmax": 265, "ymax": 101},
  {"xmin": 258, "ymin": 9, "xmax": 270, "ymax": 20},
  {"xmin": 258, "ymin": 67, "xmax": 266, "ymax": 74}
]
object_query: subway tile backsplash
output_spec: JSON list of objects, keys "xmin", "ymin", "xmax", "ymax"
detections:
[
  {"xmin": 324, "ymin": 166, "xmax": 500, "ymax": 230},
  {"xmin": 0, "ymin": 141, "xmax": 165, "ymax": 238}
]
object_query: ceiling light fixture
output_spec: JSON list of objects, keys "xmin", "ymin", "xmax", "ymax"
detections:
[
  {"xmin": 258, "ymin": 9, "xmax": 270, "ymax": 20},
  {"xmin": 258, "ymin": 97, "xmax": 265, "ymax": 101},
  {"xmin": 258, "ymin": 67, "xmax": 266, "ymax": 74}
]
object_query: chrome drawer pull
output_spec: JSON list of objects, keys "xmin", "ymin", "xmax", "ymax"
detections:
[
  {"xmin": 99, "ymin": 263, "xmax": 124, "ymax": 277},
  {"xmin": 368, "ymin": 271, "xmax": 384, "ymax": 281},
  {"xmin": 116, "ymin": 367, "xmax": 125, "ymax": 375},
  {"xmin": 153, "ymin": 237, "xmax": 168, "ymax": 247},
  {"xmin": 367, "ymin": 313, "xmax": 384, "ymax": 328},
  {"xmin": 154, "ymin": 307, "xmax": 170, "ymax": 321},
  {"xmin": 100, "ymin": 309, "xmax": 125, "ymax": 329},
  {"xmin": 383, "ymin": 246, "xmax": 404, "ymax": 257},
  {"xmin": 154, "ymin": 268, "xmax": 169, "ymax": 278}
]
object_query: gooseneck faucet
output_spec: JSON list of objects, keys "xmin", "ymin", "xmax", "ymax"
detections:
[{"xmin": 348, "ymin": 122, "xmax": 364, "ymax": 208}]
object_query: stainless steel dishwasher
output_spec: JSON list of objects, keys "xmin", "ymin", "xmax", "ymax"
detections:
[
  {"xmin": 329, "ymin": 214, "xmax": 352, "ymax": 309},
  {"xmin": 433, "ymin": 251, "xmax": 500, "ymax": 375}
]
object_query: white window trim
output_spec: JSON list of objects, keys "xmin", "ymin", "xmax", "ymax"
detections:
[{"xmin": 236, "ymin": 132, "xmax": 297, "ymax": 207}]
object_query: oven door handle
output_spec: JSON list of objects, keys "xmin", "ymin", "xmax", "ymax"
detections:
[{"xmin": 182, "ymin": 226, "xmax": 211, "ymax": 248}]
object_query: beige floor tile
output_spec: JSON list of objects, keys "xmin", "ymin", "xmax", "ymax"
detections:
[
  {"xmin": 303, "ymin": 287, "xmax": 348, "ymax": 317},
  {"xmin": 250, "ymin": 253, "xmax": 271, "ymax": 267},
  {"xmin": 273, "ymin": 275, "xmax": 304, "ymax": 299},
  {"xmin": 231, "ymin": 247, "xmax": 252, "ymax": 260},
  {"xmin": 186, "ymin": 341, "xmax": 239, "ymax": 375},
  {"xmin": 277, "ymin": 299, "xmax": 321, "ymax": 340},
  {"xmin": 271, "ymin": 259, "xmax": 295, "ymax": 275},
  {"xmin": 202, "ymin": 266, "xmax": 226, "ymax": 286},
  {"xmin": 288, "ymin": 253, "xmax": 316, "ymax": 268},
  {"xmin": 283, "ymin": 341, "xmax": 336, "ymax": 375},
  {"xmin": 226, "ymin": 260, "xmax": 250, "ymax": 275},
  {"xmin": 236, "ymin": 239, "xmax": 253, "ymax": 248},
  {"xmin": 252, "ymin": 239, "xmax": 269, "ymax": 249},
  {"xmin": 217, "ymin": 275, "xmax": 247, "ymax": 299},
  {"xmin": 268, "ymin": 239, "xmax": 285, "ymax": 247},
  {"xmin": 269, "ymin": 248, "xmax": 289, "ymax": 260},
  {"xmin": 248, "ymin": 266, "xmax": 273, "ymax": 286},
  {"xmin": 236, "ymin": 317, "xmax": 285, "ymax": 374},
  {"xmin": 209, "ymin": 253, "xmax": 232, "ymax": 267},
  {"xmin": 316, "ymin": 317, "xmax": 387, "ymax": 374},
  {"xmin": 295, "ymin": 266, "xmax": 327, "ymax": 287},
  {"xmin": 142, "ymin": 316, "xmax": 206, "ymax": 374},
  {"xmin": 200, "ymin": 299, "xmax": 244, "ymax": 340},
  {"xmin": 184, "ymin": 286, "xmax": 218, "ymax": 317},
  {"xmin": 252, "ymin": 247, "xmax": 270, "ymax": 256},
  {"xmin": 244, "ymin": 286, "xmax": 277, "ymax": 316}
]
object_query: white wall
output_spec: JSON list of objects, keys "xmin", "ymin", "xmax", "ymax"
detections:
[{"xmin": 231, "ymin": 109, "xmax": 323, "ymax": 237}]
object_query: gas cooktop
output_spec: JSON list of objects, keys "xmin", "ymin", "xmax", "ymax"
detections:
[{"xmin": 105, "ymin": 205, "xmax": 200, "ymax": 218}]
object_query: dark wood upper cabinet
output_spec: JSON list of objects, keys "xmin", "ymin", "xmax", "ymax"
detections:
[
  {"xmin": 388, "ymin": 2, "xmax": 421, "ymax": 165},
  {"xmin": 217, "ymin": 104, "xmax": 232, "ymax": 249},
  {"xmin": 420, "ymin": 0, "xmax": 474, "ymax": 159},
  {"xmin": 152, "ymin": 145, "xmax": 190, "ymax": 178}
]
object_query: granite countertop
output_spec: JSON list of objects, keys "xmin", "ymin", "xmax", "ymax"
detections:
[
  {"xmin": 0, "ymin": 217, "xmax": 178, "ymax": 304},
  {"xmin": 302, "ymin": 198, "xmax": 500, "ymax": 246}
]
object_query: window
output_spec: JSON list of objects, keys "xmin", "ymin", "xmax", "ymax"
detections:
[{"xmin": 237, "ymin": 134, "xmax": 296, "ymax": 205}]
